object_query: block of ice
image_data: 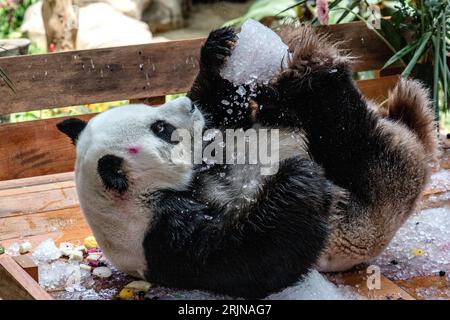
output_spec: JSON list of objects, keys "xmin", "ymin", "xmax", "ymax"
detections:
[
  {"xmin": 220, "ymin": 19, "xmax": 290, "ymax": 86},
  {"xmin": 32, "ymin": 239, "xmax": 62, "ymax": 263},
  {"xmin": 38, "ymin": 260, "xmax": 80, "ymax": 291},
  {"xmin": 5, "ymin": 242, "xmax": 21, "ymax": 256}
]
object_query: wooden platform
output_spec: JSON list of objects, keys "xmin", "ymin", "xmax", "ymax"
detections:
[{"xmin": 1, "ymin": 155, "xmax": 449, "ymax": 300}]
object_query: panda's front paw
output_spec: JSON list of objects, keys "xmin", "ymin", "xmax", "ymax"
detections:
[{"xmin": 200, "ymin": 26, "xmax": 237, "ymax": 72}]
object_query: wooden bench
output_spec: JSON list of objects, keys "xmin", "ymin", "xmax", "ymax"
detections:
[{"xmin": 0, "ymin": 21, "xmax": 448, "ymax": 300}]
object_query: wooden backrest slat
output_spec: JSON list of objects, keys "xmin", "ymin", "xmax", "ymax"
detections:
[
  {"xmin": 0, "ymin": 76, "xmax": 400, "ymax": 181},
  {"xmin": 0, "ymin": 21, "xmax": 399, "ymax": 115}
]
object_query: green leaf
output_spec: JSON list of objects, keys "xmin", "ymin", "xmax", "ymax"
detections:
[
  {"xmin": 380, "ymin": 19, "xmax": 404, "ymax": 52},
  {"xmin": 402, "ymin": 31, "xmax": 433, "ymax": 78},
  {"xmin": 432, "ymin": 33, "xmax": 441, "ymax": 120},
  {"xmin": 276, "ymin": 0, "xmax": 308, "ymax": 16},
  {"xmin": 336, "ymin": 0, "xmax": 360, "ymax": 24},
  {"xmin": 223, "ymin": 0, "xmax": 300, "ymax": 27},
  {"xmin": 382, "ymin": 40, "xmax": 421, "ymax": 70}
]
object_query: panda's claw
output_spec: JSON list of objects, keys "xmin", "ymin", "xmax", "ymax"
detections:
[{"xmin": 200, "ymin": 26, "xmax": 237, "ymax": 72}]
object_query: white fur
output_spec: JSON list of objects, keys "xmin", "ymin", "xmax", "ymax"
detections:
[{"xmin": 75, "ymin": 97, "xmax": 204, "ymax": 277}]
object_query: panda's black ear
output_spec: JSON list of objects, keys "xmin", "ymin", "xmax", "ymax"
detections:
[{"xmin": 56, "ymin": 118, "xmax": 87, "ymax": 145}]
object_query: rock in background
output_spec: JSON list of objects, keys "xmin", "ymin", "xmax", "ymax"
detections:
[
  {"xmin": 74, "ymin": 0, "xmax": 152, "ymax": 20},
  {"xmin": 21, "ymin": 0, "xmax": 154, "ymax": 50},
  {"xmin": 20, "ymin": 0, "xmax": 251, "ymax": 50}
]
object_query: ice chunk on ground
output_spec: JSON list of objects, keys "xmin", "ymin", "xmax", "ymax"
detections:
[
  {"xmin": 32, "ymin": 239, "xmax": 62, "ymax": 263},
  {"xmin": 221, "ymin": 19, "xmax": 290, "ymax": 86},
  {"xmin": 267, "ymin": 270, "xmax": 363, "ymax": 300},
  {"xmin": 38, "ymin": 260, "xmax": 90, "ymax": 291},
  {"xmin": 373, "ymin": 206, "xmax": 450, "ymax": 280},
  {"xmin": 5, "ymin": 242, "xmax": 21, "ymax": 256}
]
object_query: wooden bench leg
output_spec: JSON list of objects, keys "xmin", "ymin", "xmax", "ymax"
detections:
[{"xmin": 0, "ymin": 255, "xmax": 52, "ymax": 300}]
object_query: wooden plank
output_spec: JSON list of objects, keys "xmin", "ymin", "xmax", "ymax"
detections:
[
  {"xmin": 0, "ymin": 207, "xmax": 89, "ymax": 242},
  {"xmin": 0, "ymin": 114, "xmax": 95, "ymax": 181},
  {"xmin": 12, "ymin": 255, "xmax": 38, "ymax": 282},
  {"xmin": 130, "ymin": 96, "xmax": 166, "ymax": 105},
  {"xmin": 357, "ymin": 75, "xmax": 399, "ymax": 103},
  {"xmin": 1, "ymin": 225, "xmax": 92, "ymax": 250},
  {"xmin": 0, "ymin": 22, "xmax": 398, "ymax": 115},
  {"xmin": 394, "ymin": 276, "xmax": 450, "ymax": 300},
  {"xmin": 327, "ymin": 269, "xmax": 415, "ymax": 300},
  {"xmin": 0, "ymin": 255, "xmax": 52, "ymax": 300},
  {"xmin": 317, "ymin": 21, "xmax": 402, "ymax": 73},
  {"xmin": 0, "ymin": 171, "xmax": 74, "ymax": 191},
  {"xmin": 0, "ymin": 181, "xmax": 78, "ymax": 218}
]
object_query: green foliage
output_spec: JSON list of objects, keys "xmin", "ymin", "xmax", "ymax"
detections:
[
  {"xmin": 6, "ymin": 101, "xmax": 129, "ymax": 123},
  {"xmin": 380, "ymin": 0, "xmax": 450, "ymax": 118},
  {"xmin": 0, "ymin": 0, "xmax": 38, "ymax": 38},
  {"xmin": 223, "ymin": 0, "xmax": 299, "ymax": 27}
]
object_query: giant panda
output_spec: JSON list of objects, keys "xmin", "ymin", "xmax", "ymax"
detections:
[
  {"xmin": 57, "ymin": 25, "xmax": 437, "ymax": 298},
  {"xmin": 188, "ymin": 25, "xmax": 438, "ymax": 272}
]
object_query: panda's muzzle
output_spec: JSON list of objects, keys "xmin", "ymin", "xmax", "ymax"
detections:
[{"xmin": 97, "ymin": 154, "xmax": 129, "ymax": 194}]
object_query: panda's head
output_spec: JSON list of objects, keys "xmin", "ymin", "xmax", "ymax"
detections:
[{"xmin": 57, "ymin": 97, "xmax": 204, "ymax": 201}]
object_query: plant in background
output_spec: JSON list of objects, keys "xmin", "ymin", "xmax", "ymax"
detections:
[
  {"xmin": 380, "ymin": 0, "xmax": 449, "ymax": 123},
  {"xmin": 0, "ymin": 0, "xmax": 37, "ymax": 38}
]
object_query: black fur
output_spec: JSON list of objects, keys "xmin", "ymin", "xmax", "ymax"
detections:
[
  {"xmin": 56, "ymin": 118, "xmax": 87, "ymax": 145},
  {"xmin": 97, "ymin": 154, "xmax": 129, "ymax": 194},
  {"xmin": 144, "ymin": 157, "xmax": 333, "ymax": 299},
  {"xmin": 188, "ymin": 27, "xmax": 255, "ymax": 130}
]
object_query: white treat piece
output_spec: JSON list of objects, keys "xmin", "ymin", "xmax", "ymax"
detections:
[
  {"xmin": 220, "ymin": 19, "xmax": 290, "ymax": 86},
  {"xmin": 80, "ymin": 264, "xmax": 92, "ymax": 272},
  {"xmin": 19, "ymin": 241, "xmax": 33, "ymax": 254},
  {"xmin": 124, "ymin": 280, "xmax": 152, "ymax": 292},
  {"xmin": 69, "ymin": 250, "xmax": 84, "ymax": 262},
  {"xmin": 59, "ymin": 242, "xmax": 74, "ymax": 256},
  {"xmin": 32, "ymin": 239, "xmax": 62, "ymax": 262},
  {"xmin": 86, "ymin": 253, "xmax": 102, "ymax": 262},
  {"xmin": 74, "ymin": 245, "xmax": 86, "ymax": 252},
  {"xmin": 92, "ymin": 266, "xmax": 112, "ymax": 278}
]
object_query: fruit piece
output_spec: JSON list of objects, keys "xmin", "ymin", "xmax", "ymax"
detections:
[
  {"xmin": 59, "ymin": 242, "xmax": 74, "ymax": 256},
  {"xmin": 80, "ymin": 264, "xmax": 92, "ymax": 272},
  {"xmin": 86, "ymin": 253, "xmax": 102, "ymax": 262},
  {"xmin": 69, "ymin": 250, "xmax": 83, "ymax": 262},
  {"xmin": 74, "ymin": 245, "xmax": 86, "ymax": 252},
  {"xmin": 83, "ymin": 236, "xmax": 98, "ymax": 249},
  {"xmin": 124, "ymin": 280, "xmax": 152, "ymax": 292},
  {"xmin": 118, "ymin": 288, "xmax": 134, "ymax": 300}
]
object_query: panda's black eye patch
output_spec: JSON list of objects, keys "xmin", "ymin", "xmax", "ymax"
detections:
[{"xmin": 150, "ymin": 120, "xmax": 179, "ymax": 145}]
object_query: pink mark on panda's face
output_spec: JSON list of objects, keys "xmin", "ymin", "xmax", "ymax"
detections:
[{"xmin": 127, "ymin": 146, "xmax": 141, "ymax": 155}]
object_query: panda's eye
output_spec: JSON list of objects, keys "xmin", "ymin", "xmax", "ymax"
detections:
[{"xmin": 150, "ymin": 120, "xmax": 178, "ymax": 144}]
